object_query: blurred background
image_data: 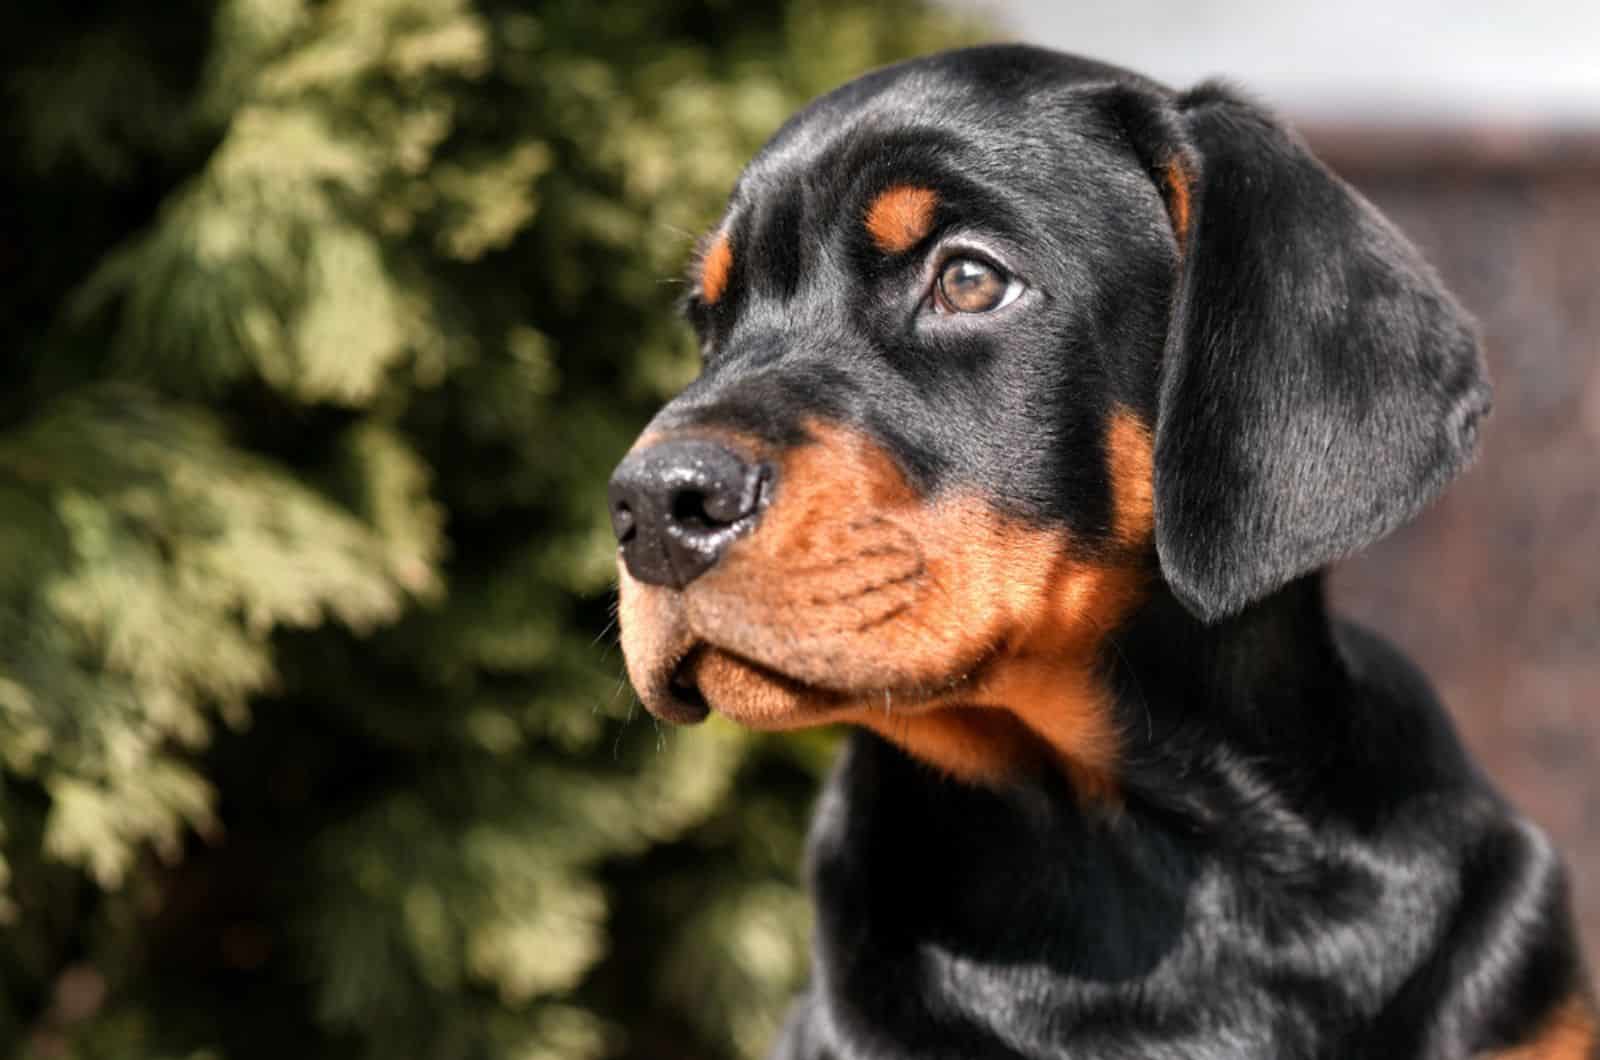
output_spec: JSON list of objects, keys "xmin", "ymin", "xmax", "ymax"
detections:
[{"xmin": 0, "ymin": 2, "xmax": 1593, "ymax": 1058}]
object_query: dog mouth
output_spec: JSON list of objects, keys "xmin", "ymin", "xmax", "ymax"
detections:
[
  {"xmin": 664, "ymin": 647, "xmax": 713, "ymax": 723},
  {"xmin": 655, "ymin": 636, "xmax": 993, "ymax": 731}
]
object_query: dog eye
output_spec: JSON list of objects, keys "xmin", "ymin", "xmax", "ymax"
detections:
[{"xmin": 934, "ymin": 257, "xmax": 1021, "ymax": 314}]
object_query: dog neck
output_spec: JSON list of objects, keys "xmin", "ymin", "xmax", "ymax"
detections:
[
  {"xmin": 845, "ymin": 569, "xmax": 1472, "ymax": 844},
  {"xmin": 845, "ymin": 569, "xmax": 1370, "ymax": 814},
  {"xmin": 1109, "ymin": 575, "xmax": 1358, "ymax": 812},
  {"xmin": 801, "ymin": 573, "xmax": 1521, "ymax": 1054}
]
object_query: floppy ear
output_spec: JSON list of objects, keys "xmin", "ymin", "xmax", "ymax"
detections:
[{"xmin": 1146, "ymin": 85, "xmax": 1490, "ymax": 622}]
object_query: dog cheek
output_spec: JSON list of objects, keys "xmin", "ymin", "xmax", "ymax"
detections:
[
  {"xmin": 685, "ymin": 425, "xmax": 1068, "ymax": 693},
  {"xmin": 682, "ymin": 425, "xmax": 947, "ymax": 689},
  {"xmin": 1106, "ymin": 406, "xmax": 1156, "ymax": 549}
]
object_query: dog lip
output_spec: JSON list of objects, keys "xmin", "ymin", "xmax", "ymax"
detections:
[{"xmin": 683, "ymin": 637, "xmax": 998, "ymax": 721}]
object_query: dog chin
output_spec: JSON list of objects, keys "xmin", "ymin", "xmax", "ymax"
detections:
[
  {"xmin": 649, "ymin": 636, "xmax": 992, "ymax": 733},
  {"xmin": 658, "ymin": 644, "xmax": 848, "ymax": 730}
]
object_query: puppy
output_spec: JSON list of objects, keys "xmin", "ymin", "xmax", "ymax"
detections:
[{"xmin": 608, "ymin": 45, "xmax": 1594, "ymax": 1059}]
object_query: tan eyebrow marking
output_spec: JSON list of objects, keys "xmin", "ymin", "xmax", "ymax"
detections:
[
  {"xmin": 1163, "ymin": 155, "xmax": 1194, "ymax": 252},
  {"xmin": 699, "ymin": 231, "xmax": 733, "ymax": 305},
  {"xmin": 865, "ymin": 185, "xmax": 939, "ymax": 254}
]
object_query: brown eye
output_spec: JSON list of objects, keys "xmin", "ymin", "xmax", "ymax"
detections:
[{"xmin": 935, "ymin": 257, "xmax": 1019, "ymax": 314}]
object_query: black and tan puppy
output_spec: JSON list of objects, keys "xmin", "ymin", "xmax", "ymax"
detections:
[{"xmin": 607, "ymin": 45, "xmax": 1594, "ymax": 1059}]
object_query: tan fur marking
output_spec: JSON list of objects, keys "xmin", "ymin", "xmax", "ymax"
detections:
[
  {"xmin": 699, "ymin": 231, "xmax": 733, "ymax": 304},
  {"xmin": 617, "ymin": 422, "xmax": 1150, "ymax": 799},
  {"xmin": 1483, "ymin": 995, "xmax": 1598, "ymax": 1060},
  {"xmin": 1107, "ymin": 406, "xmax": 1155, "ymax": 548},
  {"xmin": 865, "ymin": 185, "xmax": 939, "ymax": 254},
  {"xmin": 1163, "ymin": 156, "xmax": 1193, "ymax": 252}
]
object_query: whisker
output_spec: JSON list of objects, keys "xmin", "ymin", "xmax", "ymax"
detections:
[
  {"xmin": 612, "ymin": 684, "xmax": 643, "ymax": 760},
  {"xmin": 657, "ymin": 222, "xmax": 700, "ymax": 243},
  {"xmin": 590, "ymin": 615, "xmax": 619, "ymax": 648}
]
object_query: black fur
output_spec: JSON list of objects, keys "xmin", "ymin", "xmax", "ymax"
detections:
[{"xmin": 629, "ymin": 44, "xmax": 1590, "ymax": 1059}]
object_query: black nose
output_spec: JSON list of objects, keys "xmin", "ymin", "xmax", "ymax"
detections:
[{"xmin": 608, "ymin": 439, "xmax": 772, "ymax": 588}]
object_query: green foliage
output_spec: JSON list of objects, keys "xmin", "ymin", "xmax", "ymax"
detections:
[{"xmin": 0, "ymin": 1, "xmax": 982, "ymax": 1057}]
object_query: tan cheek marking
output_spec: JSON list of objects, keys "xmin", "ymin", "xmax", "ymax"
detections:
[
  {"xmin": 686, "ymin": 426, "xmax": 931, "ymax": 699},
  {"xmin": 680, "ymin": 422, "xmax": 1147, "ymax": 800},
  {"xmin": 1482, "ymin": 995, "xmax": 1598, "ymax": 1060},
  {"xmin": 845, "ymin": 557, "xmax": 1144, "ymax": 802},
  {"xmin": 1163, "ymin": 156, "xmax": 1193, "ymax": 252},
  {"xmin": 699, "ymin": 231, "xmax": 733, "ymax": 305},
  {"xmin": 1107, "ymin": 405, "xmax": 1155, "ymax": 548},
  {"xmin": 864, "ymin": 185, "xmax": 939, "ymax": 254}
]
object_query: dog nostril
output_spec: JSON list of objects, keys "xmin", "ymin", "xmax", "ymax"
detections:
[
  {"xmin": 611, "ymin": 500, "xmax": 637, "ymax": 544},
  {"xmin": 670, "ymin": 487, "xmax": 717, "ymax": 531},
  {"xmin": 668, "ymin": 462, "xmax": 769, "ymax": 533}
]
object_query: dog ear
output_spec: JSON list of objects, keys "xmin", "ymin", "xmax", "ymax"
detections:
[{"xmin": 1135, "ymin": 85, "xmax": 1490, "ymax": 622}]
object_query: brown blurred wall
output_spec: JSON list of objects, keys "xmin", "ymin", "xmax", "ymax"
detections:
[{"xmin": 1311, "ymin": 128, "xmax": 1600, "ymax": 960}]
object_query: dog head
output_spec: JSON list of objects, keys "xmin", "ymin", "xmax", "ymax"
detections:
[{"xmin": 608, "ymin": 45, "xmax": 1488, "ymax": 786}]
